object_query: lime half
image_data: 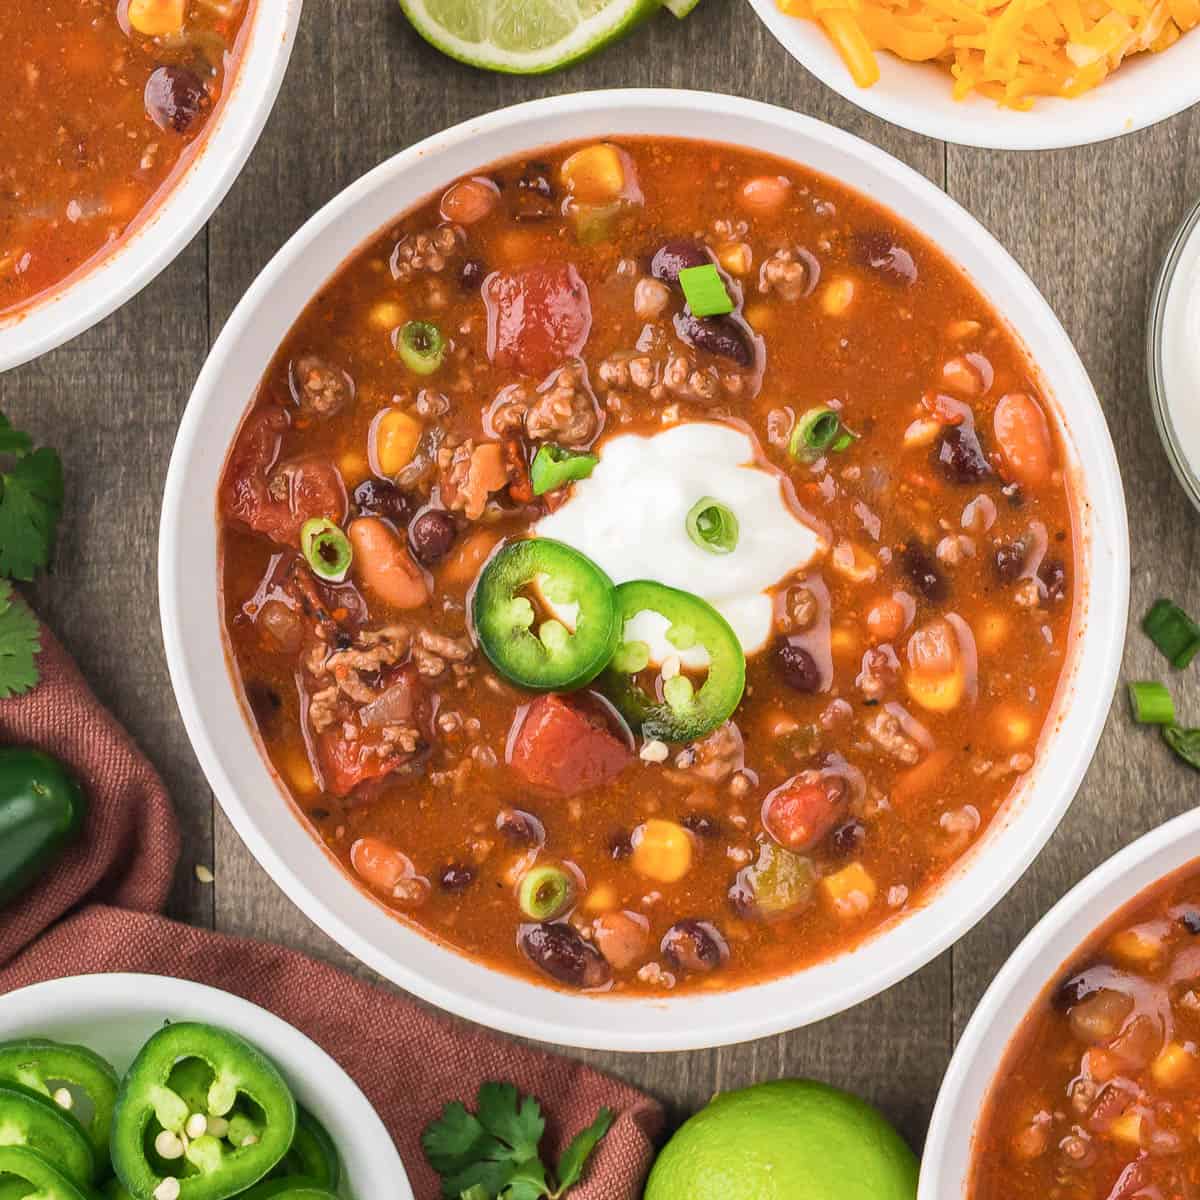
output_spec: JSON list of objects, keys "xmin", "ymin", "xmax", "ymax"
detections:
[
  {"xmin": 663, "ymin": 0, "xmax": 701, "ymax": 14},
  {"xmin": 399, "ymin": 0, "xmax": 664, "ymax": 74}
]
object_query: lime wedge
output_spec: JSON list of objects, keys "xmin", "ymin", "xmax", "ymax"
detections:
[
  {"xmin": 662, "ymin": 0, "xmax": 701, "ymax": 14},
  {"xmin": 399, "ymin": 0, "xmax": 665, "ymax": 74}
]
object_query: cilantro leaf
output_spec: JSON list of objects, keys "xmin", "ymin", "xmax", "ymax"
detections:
[
  {"xmin": 0, "ymin": 415, "xmax": 64, "ymax": 582},
  {"xmin": 552, "ymin": 1108, "xmax": 614, "ymax": 1197},
  {"xmin": 423, "ymin": 1084, "xmax": 614, "ymax": 1200},
  {"xmin": 0, "ymin": 581, "xmax": 41, "ymax": 699}
]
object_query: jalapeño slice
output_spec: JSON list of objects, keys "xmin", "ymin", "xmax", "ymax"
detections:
[
  {"xmin": 0, "ymin": 1146, "xmax": 91, "ymax": 1200},
  {"xmin": 601, "ymin": 580, "xmax": 745, "ymax": 742},
  {"xmin": 0, "ymin": 1081, "xmax": 95, "ymax": 1187},
  {"xmin": 473, "ymin": 538, "xmax": 619, "ymax": 691}
]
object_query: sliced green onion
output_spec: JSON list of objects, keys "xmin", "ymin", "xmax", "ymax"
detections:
[
  {"xmin": 396, "ymin": 320, "xmax": 444, "ymax": 376},
  {"xmin": 1143, "ymin": 599, "xmax": 1200, "ymax": 669},
  {"xmin": 678, "ymin": 264, "xmax": 734, "ymax": 317},
  {"xmin": 530, "ymin": 444, "xmax": 598, "ymax": 495},
  {"xmin": 788, "ymin": 406, "xmax": 848, "ymax": 460},
  {"xmin": 300, "ymin": 518, "xmax": 352, "ymax": 583},
  {"xmin": 517, "ymin": 864, "xmax": 576, "ymax": 921},
  {"xmin": 1129, "ymin": 681, "xmax": 1176, "ymax": 725},
  {"xmin": 686, "ymin": 497, "xmax": 739, "ymax": 555},
  {"xmin": 1164, "ymin": 724, "xmax": 1200, "ymax": 770}
]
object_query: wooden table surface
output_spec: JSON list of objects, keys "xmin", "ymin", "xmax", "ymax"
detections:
[{"xmin": 3, "ymin": 0, "xmax": 1198, "ymax": 1156}]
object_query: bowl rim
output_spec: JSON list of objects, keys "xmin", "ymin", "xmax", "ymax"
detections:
[
  {"xmin": 745, "ymin": 0, "xmax": 1200, "ymax": 151},
  {"xmin": 159, "ymin": 87, "xmax": 1129, "ymax": 1051},
  {"xmin": 0, "ymin": 0, "xmax": 303, "ymax": 372},
  {"xmin": 919, "ymin": 808, "xmax": 1200, "ymax": 1198},
  {"xmin": 0, "ymin": 971, "xmax": 412, "ymax": 1198}
]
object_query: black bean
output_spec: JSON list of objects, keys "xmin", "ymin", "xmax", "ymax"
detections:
[
  {"xmin": 609, "ymin": 830, "xmax": 633, "ymax": 860},
  {"xmin": 520, "ymin": 923, "xmax": 611, "ymax": 989},
  {"xmin": 439, "ymin": 864, "xmax": 475, "ymax": 892},
  {"xmin": 1039, "ymin": 558, "xmax": 1067, "ymax": 604},
  {"xmin": 1179, "ymin": 908, "xmax": 1200, "ymax": 935},
  {"xmin": 852, "ymin": 232, "xmax": 919, "ymax": 287},
  {"xmin": 681, "ymin": 813, "xmax": 720, "ymax": 838},
  {"xmin": 900, "ymin": 542, "xmax": 948, "ymax": 603},
  {"xmin": 515, "ymin": 168, "xmax": 556, "ymax": 222},
  {"xmin": 830, "ymin": 819, "xmax": 866, "ymax": 857},
  {"xmin": 933, "ymin": 425, "xmax": 992, "ymax": 483},
  {"xmin": 1051, "ymin": 969, "xmax": 1101, "ymax": 1012},
  {"xmin": 245, "ymin": 681, "xmax": 282, "ymax": 732},
  {"xmin": 352, "ymin": 478, "xmax": 413, "ymax": 524},
  {"xmin": 496, "ymin": 808, "xmax": 546, "ymax": 846},
  {"xmin": 674, "ymin": 312, "xmax": 754, "ymax": 367},
  {"xmin": 460, "ymin": 259, "xmax": 486, "ymax": 290},
  {"xmin": 409, "ymin": 509, "xmax": 457, "ymax": 565},
  {"xmin": 661, "ymin": 920, "xmax": 728, "ymax": 974},
  {"xmin": 144, "ymin": 67, "xmax": 208, "ymax": 134},
  {"xmin": 993, "ymin": 540, "xmax": 1027, "ymax": 583},
  {"xmin": 775, "ymin": 640, "xmax": 821, "ymax": 693},
  {"xmin": 650, "ymin": 239, "xmax": 711, "ymax": 285}
]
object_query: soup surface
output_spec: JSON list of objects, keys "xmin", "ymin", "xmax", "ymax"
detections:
[
  {"xmin": 0, "ymin": 0, "xmax": 253, "ymax": 316},
  {"xmin": 218, "ymin": 137, "xmax": 1079, "ymax": 995},
  {"xmin": 971, "ymin": 860, "xmax": 1200, "ymax": 1200}
]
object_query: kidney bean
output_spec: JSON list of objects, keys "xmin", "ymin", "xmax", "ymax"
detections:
[
  {"xmin": 352, "ymin": 478, "xmax": 413, "ymax": 525},
  {"xmin": 934, "ymin": 425, "xmax": 992, "ymax": 484},
  {"xmin": 144, "ymin": 66, "xmax": 208, "ymax": 133},
  {"xmin": 900, "ymin": 542, "xmax": 948, "ymax": 603},
  {"xmin": 661, "ymin": 920, "xmax": 729, "ymax": 973},
  {"xmin": 496, "ymin": 808, "xmax": 546, "ymax": 846},
  {"xmin": 439, "ymin": 864, "xmax": 475, "ymax": 892},
  {"xmin": 852, "ymin": 232, "xmax": 919, "ymax": 287},
  {"xmin": 609, "ymin": 830, "xmax": 633, "ymax": 860},
  {"xmin": 409, "ymin": 509, "xmax": 457, "ymax": 565},
  {"xmin": 650, "ymin": 239, "xmax": 710, "ymax": 285},
  {"xmin": 775, "ymin": 640, "xmax": 821, "ymax": 693},
  {"xmin": 520, "ymin": 922, "xmax": 611, "ymax": 989},
  {"xmin": 674, "ymin": 312, "xmax": 754, "ymax": 367},
  {"xmin": 993, "ymin": 540, "xmax": 1028, "ymax": 583}
]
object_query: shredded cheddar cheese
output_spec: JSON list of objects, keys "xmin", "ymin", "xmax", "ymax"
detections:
[{"xmin": 779, "ymin": 0, "xmax": 1191, "ymax": 106}]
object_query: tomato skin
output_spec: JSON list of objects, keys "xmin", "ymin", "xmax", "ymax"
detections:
[
  {"xmin": 484, "ymin": 263, "xmax": 592, "ymax": 376},
  {"xmin": 993, "ymin": 392, "xmax": 1053, "ymax": 488},
  {"xmin": 509, "ymin": 694, "xmax": 631, "ymax": 796},
  {"xmin": 762, "ymin": 778, "xmax": 842, "ymax": 852}
]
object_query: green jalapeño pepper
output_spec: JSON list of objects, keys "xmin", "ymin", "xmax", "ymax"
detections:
[
  {"xmin": 601, "ymin": 580, "xmax": 746, "ymax": 743},
  {"xmin": 473, "ymin": 538, "xmax": 619, "ymax": 692},
  {"xmin": 0, "ymin": 1038, "xmax": 119, "ymax": 1162},
  {"xmin": 529, "ymin": 445, "xmax": 598, "ymax": 495},
  {"xmin": 272, "ymin": 1109, "xmax": 339, "ymax": 1190},
  {"xmin": 111, "ymin": 1023, "xmax": 296, "ymax": 1200},
  {"xmin": 0, "ymin": 1146, "xmax": 91, "ymax": 1200},
  {"xmin": 0, "ymin": 1081, "xmax": 96, "ymax": 1186},
  {"xmin": 242, "ymin": 1179, "xmax": 338, "ymax": 1200},
  {"xmin": 0, "ymin": 749, "xmax": 87, "ymax": 908}
]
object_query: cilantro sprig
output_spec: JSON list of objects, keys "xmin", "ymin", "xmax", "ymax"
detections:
[
  {"xmin": 0, "ymin": 412, "xmax": 64, "ymax": 583},
  {"xmin": 422, "ymin": 1083, "xmax": 614, "ymax": 1200},
  {"xmin": 0, "ymin": 581, "xmax": 41, "ymax": 700}
]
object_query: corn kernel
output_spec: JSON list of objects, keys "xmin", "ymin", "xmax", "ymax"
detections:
[
  {"xmin": 338, "ymin": 452, "xmax": 371, "ymax": 487},
  {"xmin": 831, "ymin": 539, "xmax": 878, "ymax": 584},
  {"xmin": 743, "ymin": 303, "xmax": 771, "ymax": 331},
  {"xmin": 822, "ymin": 276, "xmax": 856, "ymax": 316},
  {"xmin": 997, "ymin": 706, "xmax": 1033, "ymax": 748},
  {"xmin": 372, "ymin": 409, "xmax": 422, "ymax": 477},
  {"xmin": 369, "ymin": 301, "xmax": 406, "ymax": 330},
  {"xmin": 585, "ymin": 884, "xmax": 618, "ymax": 912},
  {"xmin": 1152, "ymin": 1042, "xmax": 1196, "ymax": 1088},
  {"xmin": 280, "ymin": 747, "xmax": 317, "ymax": 798},
  {"xmin": 948, "ymin": 319, "xmax": 983, "ymax": 340},
  {"xmin": 1108, "ymin": 925, "xmax": 1166, "ymax": 968},
  {"xmin": 560, "ymin": 144, "xmax": 626, "ymax": 205},
  {"xmin": 1107, "ymin": 1111, "xmax": 1143, "ymax": 1147},
  {"xmin": 128, "ymin": 0, "xmax": 186, "ymax": 35},
  {"xmin": 631, "ymin": 819, "xmax": 693, "ymax": 884},
  {"xmin": 821, "ymin": 862, "xmax": 878, "ymax": 917},
  {"xmin": 717, "ymin": 242, "xmax": 753, "ymax": 276},
  {"xmin": 906, "ymin": 669, "xmax": 966, "ymax": 713}
]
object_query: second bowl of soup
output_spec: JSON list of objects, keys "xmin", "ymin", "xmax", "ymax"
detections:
[{"xmin": 160, "ymin": 89, "xmax": 1127, "ymax": 1050}]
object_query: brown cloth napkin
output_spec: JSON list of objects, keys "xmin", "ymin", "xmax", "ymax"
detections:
[{"xmin": 0, "ymin": 621, "xmax": 663, "ymax": 1199}]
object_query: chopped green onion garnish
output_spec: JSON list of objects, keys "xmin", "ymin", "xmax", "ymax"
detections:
[
  {"xmin": 1129, "ymin": 681, "xmax": 1175, "ymax": 725},
  {"xmin": 300, "ymin": 518, "xmax": 352, "ymax": 583},
  {"xmin": 1143, "ymin": 599, "xmax": 1200, "ymax": 668},
  {"xmin": 788, "ymin": 406, "xmax": 852, "ymax": 460},
  {"xmin": 396, "ymin": 320, "xmax": 445, "ymax": 376},
  {"xmin": 1163, "ymin": 724, "xmax": 1200, "ymax": 770},
  {"xmin": 678, "ymin": 264, "xmax": 734, "ymax": 317},
  {"xmin": 686, "ymin": 497, "xmax": 739, "ymax": 555},
  {"xmin": 517, "ymin": 864, "xmax": 575, "ymax": 921},
  {"xmin": 530, "ymin": 444, "xmax": 598, "ymax": 495}
]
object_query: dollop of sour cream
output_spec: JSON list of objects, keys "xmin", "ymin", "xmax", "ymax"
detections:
[{"xmin": 535, "ymin": 422, "xmax": 825, "ymax": 657}]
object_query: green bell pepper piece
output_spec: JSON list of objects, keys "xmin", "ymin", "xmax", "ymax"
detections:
[
  {"xmin": 0, "ymin": 1081, "xmax": 95, "ymax": 1187},
  {"xmin": 112, "ymin": 1023, "xmax": 296, "ymax": 1200},
  {"xmin": 0, "ymin": 1146, "xmax": 91, "ymax": 1200},
  {"xmin": 0, "ymin": 749, "xmax": 86, "ymax": 908}
]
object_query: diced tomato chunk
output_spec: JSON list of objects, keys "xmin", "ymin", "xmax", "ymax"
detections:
[
  {"xmin": 484, "ymin": 263, "xmax": 592, "ymax": 376},
  {"xmin": 315, "ymin": 727, "xmax": 410, "ymax": 801},
  {"xmin": 762, "ymin": 777, "xmax": 843, "ymax": 852},
  {"xmin": 508, "ymin": 694, "xmax": 631, "ymax": 796}
]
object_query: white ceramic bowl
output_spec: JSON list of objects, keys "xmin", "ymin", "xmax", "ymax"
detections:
[
  {"xmin": 159, "ymin": 89, "xmax": 1129, "ymax": 1052},
  {"xmin": 0, "ymin": 1, "xmax": 302, "ymax": 372},
  {"xmin": 921, "ymin": 810, "xmax": 1200, "ymax": 1198},
  {"xmin": 746, "ymin": 0, "xmax": 1200, "ymax": 150},
  {"xmin": 0, "ymin": 973, "xmax": 411, "ymax": 1198}
]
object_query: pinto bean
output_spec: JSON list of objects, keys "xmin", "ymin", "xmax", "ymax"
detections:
[
  {"xmin": 593, "ymin": 911, "xmax": 649, "ymax": 970},
  {"xmin": 520, "ymin": 922, "xmax": 611, "ymax": 989},
  {"xmin": 994, "ymin": 393, "xmax": 1053, "ymax": 488},
  {"xmin": 661, "ymin": 920, "xmax": 729, "ymax": 973},
  {"xmin": 440, "ymin": 177, "xmax": 499, "ymax": 225},
  {"xmin": 348, "ymin": 517, "xmax": 429, "ymax": 609},
  {"xmin": 739, "ymin": 176, "xmax": 792, "ymax": 216}
]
